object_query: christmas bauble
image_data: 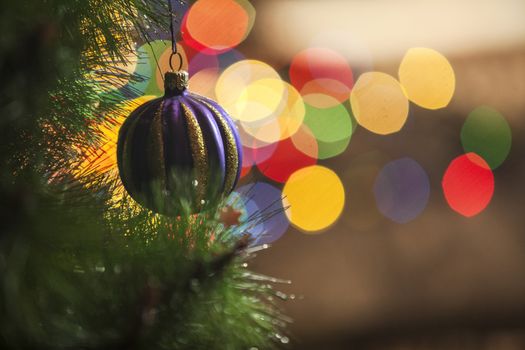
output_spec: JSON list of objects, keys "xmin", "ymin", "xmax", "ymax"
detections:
[{"xmin": 117, "ymin": 71, "xmax": 242, "ymax": 215}]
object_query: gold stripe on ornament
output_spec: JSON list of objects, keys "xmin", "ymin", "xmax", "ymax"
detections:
[
  {"xmin": 181, "ymin": 103, "xmax": 208, "ymax": 207},
  {"xmin": 149, "ymin": 100, "xmax": 166, "ymax": 193},
  {"xmin": 196, "ymin": 98, "xmax": 239, "ymax": 194}
]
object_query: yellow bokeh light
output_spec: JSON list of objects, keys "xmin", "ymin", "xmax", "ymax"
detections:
[
  {"xmin": 350, "ymin": 72, "xmax": 409, "ymax": 135},
  {"xmin": 398, "ymin": 47, "xmax": 455, "ymax": 110},
  {"xmin": 241, "ymin": 120, "xmax": 282, "ymax": 145},
  {"xmin": 237, "ymin": 124, "xmax": 274, "ymax": 149},
  {"xmin": 216, "ymin": 60, "xmax": 281, "ymax": 119},
  {"xmin": 282, "ymin": 165, "xmax": 345, "ymax": 232},
  {"xmin": 241, "ymin": 82, "xmax": 305, "ymax": 143},
  {"xmin": 235, "ymin": 78, "xmax": 287, "ymax": 122}
]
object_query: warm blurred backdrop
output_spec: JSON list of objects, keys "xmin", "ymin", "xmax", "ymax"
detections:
[{"xmin": 237, "ymin": 0, "xmax": 525, "ymax": 349}]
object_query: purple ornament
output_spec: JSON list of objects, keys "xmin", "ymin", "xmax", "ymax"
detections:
[{"xmin": 117, "ymin": 71, "xmax": 242, "ymax": 215}]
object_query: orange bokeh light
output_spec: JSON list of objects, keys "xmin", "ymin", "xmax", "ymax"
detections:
[{"xmin": 186, "ymin": 0, "xmax": 252, "ymax": 52}]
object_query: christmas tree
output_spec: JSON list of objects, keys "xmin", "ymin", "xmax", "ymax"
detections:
[{"xmin": 0, "ymin": 1, "xmax": 287, "ymax": 349}]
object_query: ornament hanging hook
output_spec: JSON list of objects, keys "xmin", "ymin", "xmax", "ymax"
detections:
[
  {"xmin": 167, "ymin": 0, "xmax": 186, "ymax": 72},
  {"xmin": 169, "ymin": 51, "xmax": 183, "ymax": 72}
]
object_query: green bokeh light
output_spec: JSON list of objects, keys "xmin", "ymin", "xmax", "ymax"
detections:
[
  {"xmin": 303, "ymin": 103, "xmax": 353, "ymax": 159},
  {"xmin": 461, "ymin": 106, "xmax": 512, "ymax": 169}
]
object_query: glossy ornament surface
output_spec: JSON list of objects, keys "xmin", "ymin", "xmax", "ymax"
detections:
[{"xmin": 117, "ymin": 71, "xmax": 242, "ymax": 215}]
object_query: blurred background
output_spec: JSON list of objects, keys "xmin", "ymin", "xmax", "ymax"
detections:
[
  {"xmin": 238, "ymin": 0, "xmax": 525, "ymax": 349},
  {"xmin": 73, "ymin": 0, "xmax": 525, "ymax": 348}
]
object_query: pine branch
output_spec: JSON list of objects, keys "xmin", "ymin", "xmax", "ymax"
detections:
[{"xmin": 0, "ymin": 1, "xmax": 287, "ymax": 349}]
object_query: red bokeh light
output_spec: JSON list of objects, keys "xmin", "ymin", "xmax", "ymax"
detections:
[
  {"xmin": 256, "ymin": 138, "xmax": 317, "ymax": 183},
  {"xmin": 240, "ymin": 146, "xmax": 254, "ymax": 179},
  {"xmin": 442, "ymin": 153, "xmax": 495, "ymax": 217},
  {"xmin": 289, "ymin": 48, "xmax": 353, "ymax": 105}
]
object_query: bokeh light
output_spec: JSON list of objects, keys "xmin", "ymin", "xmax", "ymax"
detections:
[
  {"xmin": 290, "ymin": 125, "xmax": 319, "ymax": 159},
  {"xmin": 236, "ymin": 78, "xmax": 287, "ymax": 122},
  {"xmin": 183, "ymin": 0, "xmax": 255, "ymax": 54},
  {"xmin": 302, "ymin": 103, "xmax": 353, "ymax": 159},
  {"xmin": 127, "ymin": 44, "xmax": 153, "ymax": 96},
  {"xmin": 217, "ymin": 49, "xmax": 246, "ymax": 70},
  {"xmin": 373, "ymin": 158, "xmax": 430, "ymax": 223},
  {"xmin": 461, "ymin": 106, "xmax": 512, "ymax": 169},
  {"xmin": 232, "ymin": 182, "xmax": 289, "ymax": 245},
  {"xmin": 141, "ymin": 40, "xmax": 166, "ymax": 96},
  {"xmin": 188, "ymin": 51, "xmax": 219, "ymax": 77},
  {"xmin": 282, "ymin": 165, "xmax": 345, "ymax": 232},
  {"xmin": 290, "ymin": 47, "xmax": 353, "ymax": 108},
  {"xmin": 239, "ymin": 145, "xmax": 257, "ymax": 179},
  {"xmin": 240, "ymin": 82, "xmax": 305, "ymax": 143},
  {"xmin": 188, "ymin": 68, "xmax": 220, "ymax": 99},
  {"xmin": 442, "ymin": 153, "xmax": 495, "ymax": 217},
  {"xmin": 237, "ymin": 124, "xmax": 274, "ymax": 151},
  {"xmin": 398, "ymin": 47, "xmax": 455, "ymax": 110},
  {"xmin": 350, "ymin": 72, "xmax": 409, "ymax": 135},
  {"xmin": 251, "ymin": 141, "xmax": 279, "ymax": 165},
  {"xmin": 256, "ymin": 138, "xmax": 317, "ymax": 183},
  {"xmin": 216, "ymin": 59, "xmax": 282, "ymax": 122}
]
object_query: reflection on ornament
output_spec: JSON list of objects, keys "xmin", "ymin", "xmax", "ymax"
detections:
[{"xmin": 117, "ymin": 71, "xmax": 243, "ymax": 215}]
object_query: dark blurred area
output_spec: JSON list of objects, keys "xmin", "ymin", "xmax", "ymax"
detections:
[{"xmin": 243, "ymin": 0, "xmax": 525, "ymax": 349}]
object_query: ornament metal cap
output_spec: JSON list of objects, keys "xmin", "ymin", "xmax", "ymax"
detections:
[{"xmin": 165, "ymin": 71, "xmax": 189, "ymax": 96}]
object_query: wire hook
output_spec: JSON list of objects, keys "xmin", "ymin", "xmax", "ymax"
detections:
[{"xmin": 169, "ymin": 51, "xmax": 183, "ymax": 72}]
